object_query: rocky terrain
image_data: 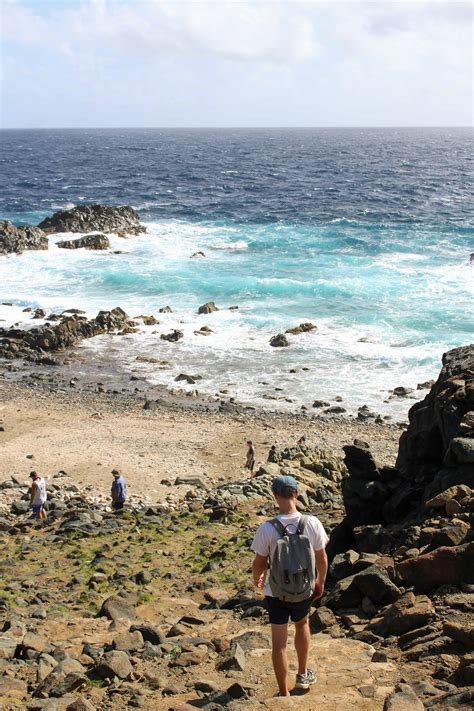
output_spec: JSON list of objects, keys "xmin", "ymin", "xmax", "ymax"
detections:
[
  {"xmin": 0, "ymin": 345, "xmax": 472, "ymax": 710},
  {"xmin": 0, "ymin": 205, "xmax": 146, "ymax": 255},
  {"xmin": 0, "ymin": 308, "xmax": 136, "ymax": 363}
]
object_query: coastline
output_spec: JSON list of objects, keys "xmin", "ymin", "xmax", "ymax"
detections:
[{"xmin": 0, "ymin": 378, "xmax": 401, "ymax": 502}]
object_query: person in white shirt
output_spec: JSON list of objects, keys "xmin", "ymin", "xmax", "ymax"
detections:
[
  {"xmin": 29, "ymin": 471, "xmax": 47, "ymax": 520},
  {"xmin": 251, "ymin": 475, "xmax": 328, "ymax": 697}
]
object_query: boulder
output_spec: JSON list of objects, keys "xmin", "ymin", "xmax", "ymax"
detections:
[
  {"xmin": 57, "ymin": 234, "xmax": 110, "ymax": 250},
  {"xmin": 98, "ymin": 594, "xmax": 137, "ymax": 622},
  {"xmin": 443, "ymin": 620, "xmax": 474, "ymax": 649},
  {"xmin": 270, "ymin": 334, "xmax": 289, "ymax": 347},
  {"xmin": 425, "ymin": 484, "xmax": 472, "ymax": 509},
  {"xmin": 38, "ymin": 204, "xmax": 146, "ymax": 235},
  {"xmin": 95, "ymin": 650, "xmax": 133, "ymax": 679},
  {"xmin": 112, "ymin": 630, "xmax": 144, "ymax": 652},
  {"xmin": 396, "ymin": 541, "xmax": 474, "ymax": 591},
  {"xmin": 33, "ymin": 658, "xmax": 85, "ymax": 697},
  {"xmin": 160, "ymin": 330, "xmax": 183, "ymax": 342},
  {"xmin": 198, "ymin": 301, "xmax": 219, "ymax": 314},
  {"xmin": 446, "ymin": 437, "xmax": 474, "ymax": 464},
  {"xmin": 0, "ymin": 220, "xmax": 48, "ymax": 255},
  {"xmin": 352, "ymin": 564, "xmax": 401, "ymax": 604},
  {"xmin": 129, "ymin": 623, "xmax": 165, "ymax": 646},
  {"xmin": 372, "ymin": 592, "xmax": 435, "ymax": 637},
  {"xmin": 323, "ymin": 575, "xmax": 361, "ymax": 611},
  {"xmin": 0, "ymin": 636, "xmax": 17, "ymax": 659}
]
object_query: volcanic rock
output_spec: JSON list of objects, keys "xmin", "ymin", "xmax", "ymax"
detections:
[
  {"xmin": 160, "ymin": 330, "xmax": 184, "ymax": 342},
  {"xmin": 57, "ymin": 234, "xmax": 110, "ymax": 250},
  {"xmin": 372, "ymin": 592, "xmax": 435, "ymax": 637},
  {"xmin": 38, "ymin": 204, "xmax": 146, "ymax": 235},
  {"xmin": 396, "ymin": 542, "xmax": 474, "ymax": 592},
  {"xmin": 0, "ymin": 307, "xmax": 129, "ymax": 360},
  {"xmin": 285, "ymin": 322, "xmax": 317, "ymax": 335},
  {"xmin": 0, "ymin": 220, "xmax": 48, "ymax": 255},
  {"xmin": 270, "ymin": 334, "xmax": 289, "ymax": 347},
  {"xmin": 198, "ymin": 301, "xmax": 219, "ymax": 314}
]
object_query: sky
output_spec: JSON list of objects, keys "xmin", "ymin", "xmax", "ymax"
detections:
[{"xmin": 0, "ymin": 0, "xmax": 472, "ymax": 128}]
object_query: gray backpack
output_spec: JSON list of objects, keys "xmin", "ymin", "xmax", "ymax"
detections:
[{"xmin": 268, "ymin": 515, "xmax": 316, "ymax": 602}]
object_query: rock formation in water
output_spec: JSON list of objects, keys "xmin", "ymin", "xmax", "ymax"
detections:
[
  {"xmin": 0, "ymin": 220, "xmax": 48, "ymax": 255},
  {"xmin": 0, "ymin": 308, "xmax": 131, "ymax": 361},
  {"xmin": 57, "ymin": 234, "xmax": 110, "ymax": 250},
  {"xmin": 38, "ymin": 204, "xmax": 146, "ymax": 236}
]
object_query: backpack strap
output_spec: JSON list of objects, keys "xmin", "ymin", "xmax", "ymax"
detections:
[
  {"xmin": 269, "ymin": 518, "xmax": 287, "ymax": 537},
  {"xmin": 296, "ymin": 514, "xmax": 307, "ymax": 535}
]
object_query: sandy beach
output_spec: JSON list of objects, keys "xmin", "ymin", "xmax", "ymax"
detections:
[{"xmin": 0, "ymin": 379, "xmax": 401, "ymax": 500}]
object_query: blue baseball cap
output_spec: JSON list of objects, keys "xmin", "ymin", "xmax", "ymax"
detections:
[{"xmin": 272, "ymin": 475, "xmax": 298, "ymax": 496}]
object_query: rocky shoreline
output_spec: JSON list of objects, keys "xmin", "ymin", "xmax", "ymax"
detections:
[
  {"xmin": 0, "ymin": 344, "xmax": 472, "ymax": 709},
  {"xmin": 0, "ymin": 205, "xmax": 146, "ymax": 256}
]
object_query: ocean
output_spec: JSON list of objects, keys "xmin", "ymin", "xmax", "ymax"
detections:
[{"xmin": 0, "ymin": 128, "xmax": 473, "ymax": 418}]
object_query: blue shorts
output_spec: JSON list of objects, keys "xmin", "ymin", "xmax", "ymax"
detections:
[
  {"xmin": 32, "ymin": 504, "xmax": 43, "ymax": 513},
  {"xmin": 265, "ymin": 595, "xmax": 312, "ymax": 625}
]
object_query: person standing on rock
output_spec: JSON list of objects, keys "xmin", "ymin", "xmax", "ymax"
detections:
[
  {"xmin": 29, "ymin": 471, "xmax": 47, "ymax": 520},
  {"xmin": 111, "ymin": 469, "xmax": 127, "ymax": 511},
  {"xmin": 245, "ymin": 440, "xmax": 256, "ymax": 475},
  {"xmin": 251, "ymin": 475, "xmax": 328, "ymax": 697}
]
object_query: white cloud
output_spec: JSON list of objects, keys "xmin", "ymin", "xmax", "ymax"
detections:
[{"xmin": 1, "ymin": 0, "xmax": 471, "ymax": 127}]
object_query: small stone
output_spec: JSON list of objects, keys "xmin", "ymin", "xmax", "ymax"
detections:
[
  {"xmin": 216, "ymin": 643, "xmax": 245, "ymax": 672},
  {"xmin": 383, "ymin": 683, "xmax": 424, "ymax": 710}
]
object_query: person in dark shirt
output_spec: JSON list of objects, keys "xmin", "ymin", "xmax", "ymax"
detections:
[
  {"xmin": 245, "ymin": 440, "xmax": 256, "ymax": 475},
  {"xmin": 111, "ymin": 469, "xmax": 127, "ymax": 510},
  {"xmin": 267, "ymin": 445, "xmax": 278, "ymax": 463}
]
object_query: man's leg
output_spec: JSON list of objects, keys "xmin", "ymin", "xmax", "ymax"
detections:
[
  {"xmin": 271, "ymin": 623, "xmax": 290, "ymax": 696},
  {"xmin": 294, "ymin": 615, "xmax": 310, "ymax": 675}
]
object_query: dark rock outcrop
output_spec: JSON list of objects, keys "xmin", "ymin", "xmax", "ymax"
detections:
[
  {"xmin": 270, "ymin": 334, "xmax": 289, "ymax": 347},
  {"xmin": 0, "ymin": 220, "xmax": 48, "ymax": 255},
  {"xmin": 198, "ymin": 301, "xmax": 219, "ymax": 315},
  {"xmin": 38, "ymin": 204, "xmax": 146, "ymax": 235},
  {"xmin": 0, "ymin": 307, "xmax": 130, "ymax": 360},
  {"xmin": 285, "ymin": 322, "xmax": 317, "ymax": 335},
  {"xmin": 57, "ymin": 234, "xmax": 110, "ymax": 250},
  {"xmin": 160, "ymin": 330, "xmax": 183, "ymax": 343},
  {"xmin": 397, "ymin": 344, "xmax": 474, "ymax": 500}
]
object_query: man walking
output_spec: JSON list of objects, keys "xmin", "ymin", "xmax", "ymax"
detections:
[
  {"xmin": 29, "ymin": 471, "xmax": 47, "ymax": 520},
  {"xmin": 251, "ymin": 475, "xmax": 328, "ymax": 697},
  {"xmin": 111, "ymin": 469, "xmax": 127, "ymax": 511}
]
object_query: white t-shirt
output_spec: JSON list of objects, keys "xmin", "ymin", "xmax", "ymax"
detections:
[
  {"xmin": 32, "ymin": 477, "xmax": 47, "ymax": 506},
  {"xmin": 251, "ymin": 512, "xmax": 328, "ymax": 596}
]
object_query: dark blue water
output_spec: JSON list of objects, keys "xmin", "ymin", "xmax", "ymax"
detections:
[
  {"xmin": 0, "ymin": 128, "xmax": 472, "ymax": 416},
  {"xmin": 1, "ymin": 127, "xmax": 472, "ymax": 225}
]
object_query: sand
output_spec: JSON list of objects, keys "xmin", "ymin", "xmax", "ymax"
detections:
[{"xmin": 0, "ymin": 380, "xmax": 401, "ymax": 504}]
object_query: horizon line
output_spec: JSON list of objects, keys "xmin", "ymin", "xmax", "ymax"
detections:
[{"xmin": 1, "ymin": 125, "xmax": 472, "ymax": 131}]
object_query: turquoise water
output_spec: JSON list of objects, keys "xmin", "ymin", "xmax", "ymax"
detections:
[{"xmin": 0, "ymin": 129, "xmax": 472, "ymax": 417}]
